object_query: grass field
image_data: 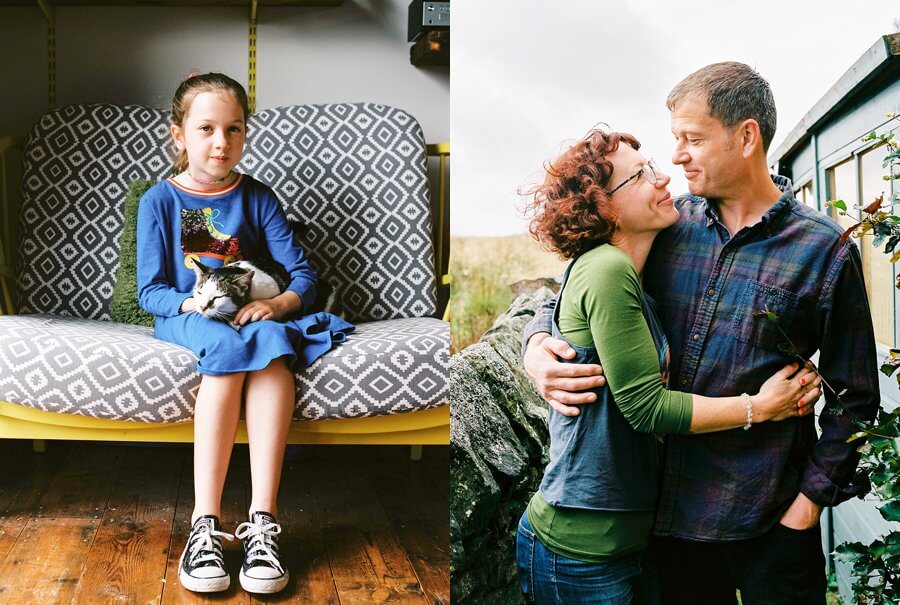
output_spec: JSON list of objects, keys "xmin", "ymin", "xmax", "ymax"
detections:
[{"xmin": 449, "ymin": 234, "xmax": 568, "ymax": 354}]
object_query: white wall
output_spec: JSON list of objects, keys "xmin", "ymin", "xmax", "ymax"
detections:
[
  {"xmin": 0, "ymin": 2, "xmax": 449, "ymax": 145},
  {"xmin": 0, "ymin": 1, "xmax": 450, "ymax": 285}
]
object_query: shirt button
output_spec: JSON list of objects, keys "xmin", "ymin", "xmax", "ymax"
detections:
[
  {"xmin": 708, "ymin": 288, "xmax": 716, "ymax": 297},
  {"xmin": 693, "ymin": 333, "xmax": 700, "ymax": 341}
]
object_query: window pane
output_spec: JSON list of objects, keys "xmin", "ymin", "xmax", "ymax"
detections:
[
  {"xmin": 798, "ymin": 181, "xmax": 814, "ymax": 207},
  {"xmin": 859, "ymin": 145, "xmax": 895, "ymax": 347},
  {"xmin": 828, "ymin": 159, "xmax": 857, "ymax": 231},
  {"xmin": 803, "ymin": 182, "xmax": 814, "ymax": 207}
]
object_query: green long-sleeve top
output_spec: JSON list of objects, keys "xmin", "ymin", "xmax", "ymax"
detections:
[
  {"xmin": 527, "ymin": 244, "xmax": 694, "ymax": 562},
  {"xmin": 558, "ymin": 244, "xmax": 692, "ymax": 434}
]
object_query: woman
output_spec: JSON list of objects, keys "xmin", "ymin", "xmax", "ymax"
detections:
[{"xmin": 516, "ymin": 129, "xmax": 821, "ymax": 604}]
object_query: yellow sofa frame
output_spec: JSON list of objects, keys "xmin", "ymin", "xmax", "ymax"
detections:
[{"xmin": 0, "ymin": 135, "xmax": 450, "ymax": 449}]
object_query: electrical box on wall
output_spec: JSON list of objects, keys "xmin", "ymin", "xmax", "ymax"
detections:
[{"xmin": 408, "ymin": 0, "xmax": 449, "ymax": 66}]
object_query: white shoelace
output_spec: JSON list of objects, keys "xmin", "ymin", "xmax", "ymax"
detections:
[
  {"xmin": 235, "ymin": 519, "xmax": 284, "ymax": 574},
  {"xmin": 187, "ymin": 523, "xmax": 235, "ymax": 567}
]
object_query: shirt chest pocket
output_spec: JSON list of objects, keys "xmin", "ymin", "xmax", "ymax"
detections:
[{"xmin": 732, "ymin": 281, "xmax": 814, "ymax": 353}]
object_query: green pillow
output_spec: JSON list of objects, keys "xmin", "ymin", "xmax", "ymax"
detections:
[{"xmin": 110, "ymin": 179, "xmax": 156, "ymax": 327}]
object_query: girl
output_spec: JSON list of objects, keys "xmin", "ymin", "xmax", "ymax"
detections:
[
  {"xmin": 137, "ymin": 73, "xmax": 354, "ymax": 595},
  {"xmin": 516, "ymin": 128, "xmax": 821, "ymax": 604}
]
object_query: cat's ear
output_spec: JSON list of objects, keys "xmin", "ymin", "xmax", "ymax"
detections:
[
  {"xmin": 191, "ymin": 258, "xmax": 211, "ymax": 277},
  {"xmin": 236, "ymin": 270, "xmax": 255, "ymax": 290}
]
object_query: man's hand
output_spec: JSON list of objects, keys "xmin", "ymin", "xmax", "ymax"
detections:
[
  {"xmin": 778, "ymin": 492, "xmax": 823, "ymax": 530},
  {"xmin": 523, "ymin": 333, "xmax": 606, "ymax": 417}
]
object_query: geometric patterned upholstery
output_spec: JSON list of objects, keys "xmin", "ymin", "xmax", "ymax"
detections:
[
  {"xmin": 6, "ymin": 103, "xmax": 447, "ymax": 424},
  {"xmin": 16, "ymin": 103, "xmax": 437, "ymax": 322},
  {"xmin": 0, "ymin": 314, "xmax": 449, "ymax": 422}
]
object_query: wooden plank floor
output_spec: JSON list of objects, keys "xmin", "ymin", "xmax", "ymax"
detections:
[{"xmin": 0, "ymin": 440, "xmax": 449, "ymax": 605}]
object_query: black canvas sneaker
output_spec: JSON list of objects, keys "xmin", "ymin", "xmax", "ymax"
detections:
[
  {"xmin": 235, "ymin": 511, "xmax": 289, "ymax": 594},
  {"xmin": 178, "ymin": 514, "xmax": 234, "ymax": 593}
]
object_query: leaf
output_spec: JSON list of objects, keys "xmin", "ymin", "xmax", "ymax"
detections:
[
  {"xmin": 880, "ymin": 500, "xmax": 900, "ymax": 522},
  {"xmin": 864, "ymin": 195, "xmax": 885, "ymax": 215},
  {"xmin": 828, "ymin": 199, "xmax": 848, "ymax": 212},
  {"xmin": 847, "ymin": 431, "xmax": 869, "ymax": 443},
  {"xmin": 884, "ymin": 530, "xmax": 900, "ymax": 546},
  {"xmin": 834, "ymin": 541, "xmax": 868, "ymax": 563},
  {"xmin": 840, "ymin": 222, "xmax": 861, "ymax": 245},
  {"xmin": 881, "ymin": 349, "xmax": 900, "ymax": 377},
  {"xmin": 880, "ymin": 407, "xmax": 900, "ymax": 425},
  {"xmin": 862, "ymin": 131, "xmax": 878, "ymax": 141},
  {"xmin": 884, "ymin": 150, "xmax": 900, "ymax": 167},
  {"xmin": 873, "ymin": 222, "xmax": 893, "ymax": 237}
]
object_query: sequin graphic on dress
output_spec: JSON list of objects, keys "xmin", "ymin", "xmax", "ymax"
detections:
[{"xmin": 181, "ymin": 208, "xmax": 243, "ymax": 268}]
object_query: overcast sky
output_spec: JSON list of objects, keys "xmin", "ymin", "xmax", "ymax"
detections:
[{"xmin": 451, "ymin": 1, "xmax": 899, "ymax": 237}]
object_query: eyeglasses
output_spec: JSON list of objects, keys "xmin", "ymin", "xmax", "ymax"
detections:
[{"xmin": 608, "ymin": 159, "xmax": 659, "ymax": 195}]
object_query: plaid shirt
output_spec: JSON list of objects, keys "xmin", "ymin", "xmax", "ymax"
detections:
[{"xmin": 524, "ymin": 176, "xmax": 880, "ymax": 540}]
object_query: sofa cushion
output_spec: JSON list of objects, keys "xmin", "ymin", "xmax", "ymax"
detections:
[
  {"xmin": 17, "ymin": 103, "xmax": 436, "ymax": 323},
  {"xmin": 0, "ymin": 314, "xmax": 448, "ymax": 422}
]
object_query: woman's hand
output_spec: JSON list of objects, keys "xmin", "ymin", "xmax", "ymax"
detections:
[{"xmin": 755, "ymin": 363, "xmax": 822, "ymax": 422}]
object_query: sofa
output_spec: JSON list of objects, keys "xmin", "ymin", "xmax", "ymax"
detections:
[{"xmin": 0, "ymin": 103, "xmax": 449, "ymax": 447}]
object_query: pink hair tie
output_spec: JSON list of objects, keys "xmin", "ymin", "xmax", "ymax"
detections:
[{"xmin": 187, "ymin": 72, "xmax": 200, "ymax": 79}]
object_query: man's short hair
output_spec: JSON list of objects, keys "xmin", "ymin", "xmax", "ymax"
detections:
[{"xmin": 667, "ymin": 62, "xmax": 777, "ymax": 152}]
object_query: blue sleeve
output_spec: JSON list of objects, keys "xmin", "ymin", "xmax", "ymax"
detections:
[
  {"xmin": 521, "ymin": 297, "xmax": 556, "ymax": 358},
  {"xmin": 136, "ymin": 191, "xmax": 190, "ymax": 317},
  {"xmin": 260, "ymin": 189, "xmax": 317, "ymax": 312},
  {"xmin": 800, "ymin": 243, "xmax": 881, "ymax": 506}
]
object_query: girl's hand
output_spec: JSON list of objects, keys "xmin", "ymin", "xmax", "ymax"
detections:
[
  {"xmin": 755, "ymin": 363, "xmax": 822, "ymax": 423},
  {"xmin": 181, "ymin": 297, "xmax": 196, "ymax": 313},
  {"xmin": 234, "ymin": 299, "xmax": 287, "ymax": 326}
]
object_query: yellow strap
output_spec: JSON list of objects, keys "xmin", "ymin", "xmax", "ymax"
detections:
[
  {"xmin": 426, "ymin": 143, "xmax": 450, "ymax": 296},
  {"xmin": 249, "ymin": 0, "xmax": 258, "ymax": 114}
]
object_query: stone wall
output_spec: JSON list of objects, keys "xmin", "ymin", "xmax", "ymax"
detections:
[{"xmin": 450, "ymin": 288, "xmax": 554, "ymax": 605}]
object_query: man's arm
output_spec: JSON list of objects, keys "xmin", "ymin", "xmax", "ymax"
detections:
[
  {"xmin": 521, "ymin": 292, "xmax": 606, "ymax": 416},
  {"xmin": 521, "ymin": 296, "xmax": 557, "ymax": 352},
  {"xmin": 783, "ymin": 244, "xmax": 881, "ymax": 529}
]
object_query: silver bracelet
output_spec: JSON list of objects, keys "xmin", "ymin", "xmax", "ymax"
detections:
[{"xmin": 741, "ymin": 393, "xmax": 753, "ymax": 430}]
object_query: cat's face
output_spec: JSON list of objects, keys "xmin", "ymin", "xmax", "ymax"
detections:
[{"xmin": 191, "ymin": 260, "xmax": 254, "ymax": 321}]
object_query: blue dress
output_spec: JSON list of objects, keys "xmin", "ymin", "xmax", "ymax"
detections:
[{"xmin": 136, "ymin": 173, "xmax": 354, "ymax": 376}]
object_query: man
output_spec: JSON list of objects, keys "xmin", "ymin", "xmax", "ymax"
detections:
[{"xmin": 522, "ymin": 62, "xmax": 880, "ymax": 604}]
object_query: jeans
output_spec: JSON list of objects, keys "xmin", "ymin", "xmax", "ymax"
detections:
[{"xmin": 516, "ymin": 512, "xmax": 661, "ymax": 605}]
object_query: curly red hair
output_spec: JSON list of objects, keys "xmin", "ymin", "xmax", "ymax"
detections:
[{"xmin": 523, "ymin": 129, "xmax": 640, "ymax": 259}]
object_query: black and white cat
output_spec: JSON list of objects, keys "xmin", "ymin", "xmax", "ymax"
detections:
[{"xmin": 191, "ymin": 258, "xmax": 339, "ymax": 329}]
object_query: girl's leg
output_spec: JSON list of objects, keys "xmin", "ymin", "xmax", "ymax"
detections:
[
  {"xmin": 192, "ymin": 372, "xmax": 246, "ymax": 523},
  {"xmin": 243, "ymin": 356, "xmax": 295, "ymax": 516}
]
